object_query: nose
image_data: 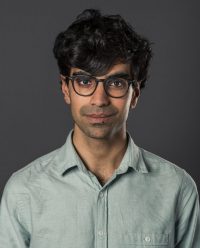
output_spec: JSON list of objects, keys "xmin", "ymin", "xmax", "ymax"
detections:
[{"xmin": 90, "ymin": 81, "xmax": 110, "ymax": 107}]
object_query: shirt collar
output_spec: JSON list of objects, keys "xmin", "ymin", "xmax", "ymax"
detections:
[
  {"xmin": 116, "ymin": 130, "xmax": 149, "ymax": 174},
  {"xmin": 53, "ymin": 129, "xmax": 149, "ymax": 176}
]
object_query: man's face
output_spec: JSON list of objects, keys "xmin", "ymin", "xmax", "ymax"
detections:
[{"xmin": 61, "ymin": 63, "xmax": 140, "ymax": 140}]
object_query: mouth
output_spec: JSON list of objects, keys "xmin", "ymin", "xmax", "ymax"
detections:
[
  {"xmin": 85, "ymin": 113, "xmax": 115, "ymax": 124},
  {"xmin": 86, "ymin": 114, "xmax": 114, "ymax": 118}
]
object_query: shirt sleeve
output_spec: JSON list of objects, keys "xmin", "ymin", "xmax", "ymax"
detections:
[
  {"xmin": 0, "ymin": 174, "xmax": 30, "ymax": 247},
  {"xmin": 175, "ymin": 169, "xmax": 200, "ymax": 247}
]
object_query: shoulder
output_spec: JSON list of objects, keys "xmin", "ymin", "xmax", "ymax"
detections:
[
  {"xmin": 2, "ymin": 147, "xmax": 61, "ymax": 195},
  {"xmin": 140, "ymin": 147, "xmax": 198, "ymax": 193}
]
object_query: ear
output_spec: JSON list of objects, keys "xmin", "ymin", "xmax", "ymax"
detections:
[
  {"xmin": 60, "ymin": 75, "xmax": 71, "ymax": 104},
  {"xmin": 130, "ymin": 81, "xmax": 140, "ymax": 109}
]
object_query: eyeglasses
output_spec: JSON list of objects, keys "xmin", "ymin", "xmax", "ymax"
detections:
[{"xmin": 64, "ymin": 74, "xmax": 136, "ymax": 98}]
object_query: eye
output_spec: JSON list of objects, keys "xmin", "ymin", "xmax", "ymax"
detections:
[
  {"xmin": 74, "ymin": 76, "xmax": 94, "ymax": 87},
  {"xmin": 107, "ymin": 78, "xmax": 128, "ymax": 88}
]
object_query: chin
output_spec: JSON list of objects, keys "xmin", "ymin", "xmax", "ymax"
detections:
[{"xmin": 83, "ymin": 125, "xmax": 113, "ymax": 140}]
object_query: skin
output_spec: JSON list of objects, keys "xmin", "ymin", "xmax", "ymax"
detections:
[{"xmin": 61, "ymin": 63, "xmax": 140, "ymax": 185}]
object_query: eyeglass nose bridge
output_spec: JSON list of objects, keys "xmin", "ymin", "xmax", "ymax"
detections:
[
  {"xmin": 95, "ymin": 78, "xmax": 107, "ymax": 83},
  {"xmin": 92, "ymin": 78, "xmax": 112, "ymax": 96}
]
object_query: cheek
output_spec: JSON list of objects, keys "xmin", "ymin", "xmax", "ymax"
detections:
[
  {"xmin": 68, "ymin": 93, "xmax": 79, "ymax": 118},
  {"xmin": 70, "ymin": 96, "xmax": 88, "ymax": 118},
  {"xmin": 114, "ymin": 101, "xmax": 131, "ymax": 121},
  {"xmin": 118, "ymin": 96, "xmax": 132, "ymax": 112},
  {"xmin": 70, "ymin": 101, "xmax": 80, "ymax": 118},
  {"xmin": 119, "ymin": 95, "xmax": 133, "ymax": 118}
]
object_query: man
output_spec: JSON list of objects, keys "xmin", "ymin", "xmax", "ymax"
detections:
[{"xmin": 0, "ymin": 8, "xmax": 199, "ymax": 248}]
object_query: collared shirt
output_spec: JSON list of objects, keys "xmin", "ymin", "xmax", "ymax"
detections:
[{"xmin": 0, "ymin": 129, "xmax": 199, "ymax": 248}]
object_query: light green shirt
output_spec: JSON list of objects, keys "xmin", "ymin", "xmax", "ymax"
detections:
[{"xmin": 0, "ymin": 129, "xmax": 199, "ymax": 247}]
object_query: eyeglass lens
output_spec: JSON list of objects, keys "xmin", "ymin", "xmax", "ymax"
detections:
[{"xmin": 72, "ymin": 75, "xmax": 129, "ymax": 97}]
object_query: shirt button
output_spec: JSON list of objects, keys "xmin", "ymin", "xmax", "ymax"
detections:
[
  {"xmin": 98, "ymin": 230, "xmax": 104, "ymax": 236},
  {"xmin": 144, "ymin": 236, "xmax": 151, "ymax": 242},
  {"xmin": 99, "ymin": 192, "xmax": 104, "ymax": 198}
]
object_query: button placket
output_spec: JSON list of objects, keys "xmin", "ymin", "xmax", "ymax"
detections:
[{"xmin": 96, "ymin": 189, "xmax": 108, "ymax": 248}]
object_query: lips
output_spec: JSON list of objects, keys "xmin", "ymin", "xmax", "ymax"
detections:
[
  {"xmin": 85, "ymin": 113, "xmax": 115, "ymax": 124},
  {"xmin": 86, "ymin": 114, "xmax": 114, "ymax": 118}
]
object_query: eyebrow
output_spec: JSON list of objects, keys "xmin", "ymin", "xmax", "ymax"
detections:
[
  {"xmin": 72, "ymin": 71, "xmax": 90, "ymax": 76},
  {"xmin": 71, "ymin": 71, "xmax": 131, "ymax": 78}
]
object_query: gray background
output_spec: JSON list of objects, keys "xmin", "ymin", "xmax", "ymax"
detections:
[{"xmin": 0, "ymin": 0, "xmax": 199, "ymax": 196}]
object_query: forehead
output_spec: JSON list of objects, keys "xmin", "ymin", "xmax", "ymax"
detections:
[{"xmin": 70, "ymin": 63, "xmax": 131, "ymax": 78}]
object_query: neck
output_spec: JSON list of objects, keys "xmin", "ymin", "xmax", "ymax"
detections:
[{"xmin": 72, "ymin": 125, "xmax": 128, "ymax": 175}]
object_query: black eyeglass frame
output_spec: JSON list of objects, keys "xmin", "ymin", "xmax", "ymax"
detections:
[{"xmin": 64, "ymin": 75, "xmax": 137, "ymax": 98}]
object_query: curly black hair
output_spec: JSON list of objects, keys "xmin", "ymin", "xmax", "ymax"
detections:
[{"xmin": 53, "ymin": 9, "xmax": 153, "ymax": 90}]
